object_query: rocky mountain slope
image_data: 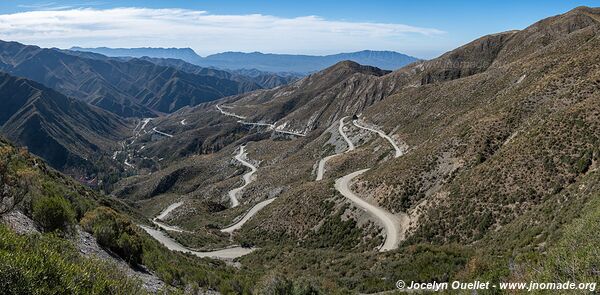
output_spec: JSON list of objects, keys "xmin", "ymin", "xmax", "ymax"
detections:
[{"xmin": 109, "ymin": 6, "xmax": 600, "ymax": 293}]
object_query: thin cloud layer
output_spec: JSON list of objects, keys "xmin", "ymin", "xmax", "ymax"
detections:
[{"xmin": 0, "ymin": 7, "xmax": 444, "ymax": 55}]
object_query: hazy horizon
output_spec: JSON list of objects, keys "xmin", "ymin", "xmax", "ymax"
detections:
[{"xmin": 1, "ymin": 0, "xmax": 597, "ymax": 59}]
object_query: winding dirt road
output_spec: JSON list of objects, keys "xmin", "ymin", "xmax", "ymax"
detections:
[
  {"xmin": 152, "ymin": 127, "xmax": 174, "ymax": 138},
  {"xmin": 353, "ymin": 119, "xmax": 403, "ymax": 158},
  {"xmin": 139, "ymin": 225, "xmax": 255, "ymax": 259},
  {"xmin": 216, "ymin": 104, "xmax": 246, "ymax": 119},
  {"xmin": 153, "ymin": 201, "xmax": 186, "ymax": 232},
  {"xmin": 316, "ymin": 117, "xmax": 355, "ymax": 181},
  {"xmin": 221, "ymin": 198, "xmax": 277, "ymax": 233},
  {"xmin": 124, "ymin": 159, "xmax": 135, "ymax": 169},
  {"xmin": 217, "ymin": 105, "xmax": 307, "ymax": 137},
  {"xmin": 229, "ymin": 146, "xmax": 258, "ymax": 207},
  {"xmin": 140, "ymin": 200, "xmax": 256, "ymax": 259},
  {"xmin": 334, "ymin": 169, "xmax": 409, "ymax": 252},
  {"xmin": 222, "ymin": 145, "xmax": 278, "ymax": 233}
]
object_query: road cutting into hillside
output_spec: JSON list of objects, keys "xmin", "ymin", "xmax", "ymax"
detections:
[
  {"xmin": 353, "ymin": 119, "xmax": 403, "ymax": 158},
  {"xmin": 153, "ymin": 201, "xmax": 186, "ymax": 232},
  {"xmin": 217, "ymin": 104, "xmax": 246, "ymax": 119},
  {"xmin": 221, "ymin": 198, "xmax": 277, "ymax": 233},
  {"xmin": 152, "ymin": 127, "xmax": 174, "ymax": 138},
  {"xmin": 141, "ymin": 200, "xmax": 255, "ymax": 259},
  {"xmin": 133, "ymin": 118, "xmax": 152, "ymax": 137},
  {"xmin": 139, "ymin": 225, "xmax": 255, "ymax": 259},
  {"xmin": 216, "ymin": 104, "xmax": 307, "ymax": 136},
  {"xmin": 316, "ymin": 116, "xmax": 355, "ymax": 181},
  {"xmin": 229, "ymin": 145, "xmax": 258, "ymax": 207},
  {"xmin": 334, "ymin": 169, "xmax": 409, "ymax": 252},
  {"xmin": 124, "ymin": 159, "xmax": 135, "ymax": 169},
  {"xmin": 239, "ymin": 121, "xmax": 275, "ymax": 129}
]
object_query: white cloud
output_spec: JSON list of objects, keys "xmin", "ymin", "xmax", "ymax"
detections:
[{"xmin": 0, "ymin": 7, "xmax": 445, "ymax": 56}]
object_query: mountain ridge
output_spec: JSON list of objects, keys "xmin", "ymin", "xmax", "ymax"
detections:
[
  {"xmin": 0, "ymin": 40, "xmax": 271, "ymax": 117},
  {"xmin": 70, "ymin": 47, "xmax": 420, "ymax": 73}
]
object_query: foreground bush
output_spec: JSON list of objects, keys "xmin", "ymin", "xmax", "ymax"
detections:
[
  {"xmin": 526, "ymin": 195, "xmax": 600, "ymax": 294},
  {"xmin": 32, "ymin": 195, "xmax": 76, "ymax": 232},
  {"xmin": 80, "ymin": 206, "xmax": 143, "ymax": 265},
  {"xmin": 0, "ymin": 225, "xmax": 143, "ymax": 294}
]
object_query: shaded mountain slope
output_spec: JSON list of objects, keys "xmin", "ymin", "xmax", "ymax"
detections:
[{"xmin": 0, "ymin": 72, "xmax": 129, "ymax": 172}]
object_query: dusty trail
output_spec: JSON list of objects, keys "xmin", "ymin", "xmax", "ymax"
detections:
[
  {"xmin": 316, "ymin": 117, "xmax": 354, "ymax": 181},
  {"xmin": 221, "ymin": 145, "xmax": 277, "ymax": 232},
  {"xmin": 153, "ymin": 201, "xmax": 186, "ymax": 232},
  {"xmin": 216, "ymin": 105, "xmax": 307, "ymax": 136},
  {"xmin": 139, "ymin": 225, "xmax": 255, "ymax": 259},
  {"xmin": 141, "ymin": 200, "xmax": 255, "ymax": 259},
  {"xmin": 229, "ymin": 145, "xmax": 257, "ymax": 207},
  {"xmin": 221, "ymin": 198, "xmax": 277, "ymax": 233},
  {"xmin": 216, "ymin": 104, "xmax": 246, "ymax": 119},
  {"xmin": 334, "ymin": 169, "xmax": 409, "ymax": 251},
  {"xmin": 152, "ymin": 127, "xmax": 174, "ymax": 138},
  {"xmin": 124, "ymin": 159, "xmax": 135, "ymax": 169},
  {"xmin": 353, "ymin": 119, "xmax": 403, "ymax": 158},
  {"xmin": 133, "ymin": 118, "xmax": 152, "ymax": 137}
]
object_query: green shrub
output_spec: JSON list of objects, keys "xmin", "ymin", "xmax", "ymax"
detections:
[
  {"xmin": 573, "ymin": 150, "xmax": 593, "ymax": 174},
  {"xmin": 527, "ymin": 195, "xmax": 600, "ymax": 294},
  {"xmin": 304, "ymin": 210, "xmax": 364, "ymax": 250},
  {"xmin": 80, "ymin": 206, "xmax": 143, "ymax": 265},
  {"xmin": 256, "ymin": 274, "xmax": 294, "ymax": 295},
  {"xmin": 32, "ymin": 195, "xmax": 76, "ymax": 232},
  {"xmin": 0, "ymin": 225, "xmax": 144, "ymax": 294},
  {"xmin": 0, "ymin": 263, "xmax": 32, "ymax": 295}
]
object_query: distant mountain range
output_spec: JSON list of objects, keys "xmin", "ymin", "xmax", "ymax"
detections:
[
  {"xmin": 134, "ymin": 56, "xmax": 300, "ymax": 89},
  {"xmin": 70, "ymin": 47, "xmax": 419, "ymax": 73},
  {"xmin": 0, "ymin": 41, "xmax": 294, "ymax": 117}
]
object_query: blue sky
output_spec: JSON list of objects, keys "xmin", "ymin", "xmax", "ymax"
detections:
[{"xmin": 0, "ymin": 0, "xmax": 597, "ymax": 58}]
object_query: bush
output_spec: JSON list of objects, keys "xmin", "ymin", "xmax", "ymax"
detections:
[
  {"xmin": 0, "ymin": 225, "xmax": 144, "ymax": 294},
  {"xmin": 32, "ymin": 195, "xmax": 76, "ymax": 232},
  {"xmin": 80, "ymin": 206, "xmax": 143, "ymax": 265},
  {"xmin": 527, "ymin": 195, "xmax": 600, "ymax": 294},
  {"xmin": 256, "ymin": 274, "xmax": 294, "ymax": 295},
  {"xmin": 0, "ymin": 263, "xmax": 32, "ymax": 295}
]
